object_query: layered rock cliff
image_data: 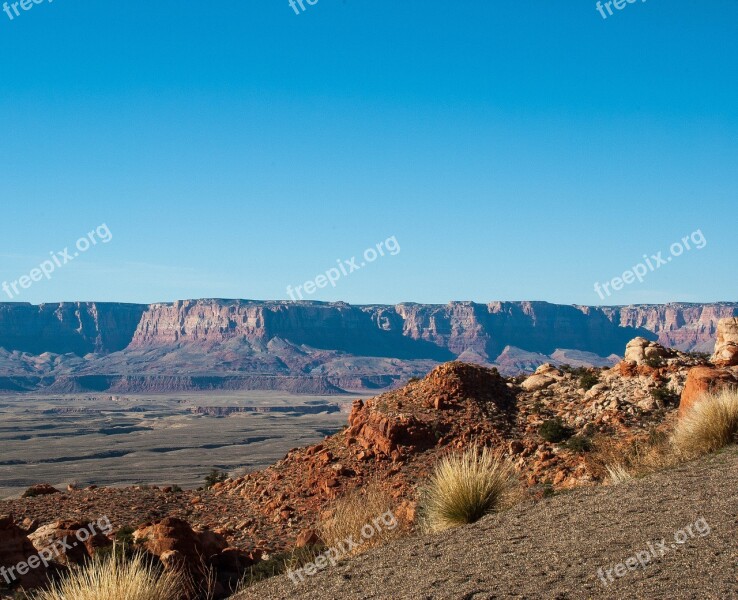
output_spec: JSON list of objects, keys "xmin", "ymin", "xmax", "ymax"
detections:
[
  {"xmin": 0, "ymin": 300, "xmax": 735, "ymax": 392},
  {"xmin": 0, "ymin": 302, "xmax": 147, "ymax": 355}
]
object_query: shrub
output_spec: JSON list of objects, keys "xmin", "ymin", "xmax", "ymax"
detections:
[
  {"xmin": 204, "ymin": 469, "xmax": 228, "ymax": 489},
  {"xmin": 114, "ymin": 525, "xmax": 136, "ymax": 547},
  {"xmin": 650, "ymin": 385, "xmax": 679, "ymax": 408},
  {"xmin": 563, "ymin": 435, "xmax": 592, "ymax": 452},
  {"xmin": 320, "ymin": 482, "xmax": 402, "ymax": 556},
  {"xmin": 645, "ymin": 356, "xmax": 665, "ymax": 368},
  {"xmin": 420, "ymin": 447, "xmax": 519, "ymax": 533},
  {"xmin": 579, "ymin": 371, "xmax": 599, "ymax": 391},
  {"xmin": 32, "ymin": 547, "xmax": 186, "ymax": 600},
  {"xmin": 672, "ymin": 388, "xmax": 738, "ymax": 458},
  {"xmin": 685, "ymin": 351, "xmax": 711, "ymax": 361},
  {"xmin": 539, "ymin": 418, "xmax": 574, "ymax": 443}
]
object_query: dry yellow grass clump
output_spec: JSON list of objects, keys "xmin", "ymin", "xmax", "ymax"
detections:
[
  {"xmin": 32, "ymin": 548, "xmax": 186, "ymax": 600},
  {"xmin": 421, "ymin": 446, "xmax": 519, "ymax": 533},
  {"xmin": 320, "ymin": 482, "xmax": 402, "ymax": 556},
  {"xmin": 672, "ymin": 388, "xmax": 738, "ymax": 458}
]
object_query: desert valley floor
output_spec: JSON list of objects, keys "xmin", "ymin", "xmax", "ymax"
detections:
[{"xmin": 0, "ymin": 391, "xmax": 358, "ymax": 499}]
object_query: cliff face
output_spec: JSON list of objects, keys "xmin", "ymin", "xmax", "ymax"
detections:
[
  {"xmin": 0, "ymin": 300, "xmax": 735, "ymax": 392},
  {"xmin": 601, "ymin": 303, "xmax": 738, "ymax": 352},
  {"xmin": 2, "ymin": 299, "xmax": 736, "ymax": 359},
  {"xmin": 0, "ymin": 302, "xmax": 147, "ymax": 355}
]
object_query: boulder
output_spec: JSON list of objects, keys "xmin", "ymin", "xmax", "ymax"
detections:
[
  {"xmin": 0, "ymin": 514, "xmax": 65, "ymax": 589},
  {"xmin": 21, "ymin": 484, "xmax": 60, "ymax": 498},
  {"xmin": 534, "ymin": 363, "xmax": 563, "ymax": 378},
  {"xmin": 28, "ymin": 520, "xmax": 112, "ymax": 566},
  {"xmin": 133, "ymin": 517, "xmax": 227, "ymax": 564},
  {"xmin": 712, "ymin": 317, "xmax": 738, "ymax": 367},
  {"xmin": 624, "ymin": 337, "xmax": 673, "ymax": 365},
  {"xmin": 521, "ymin": 374, "xmax": 555, "ymax": 392},
  {"xmin": 679, "ymin": 366, "xmax": 738, "ymax": 418},
  {"xmin": 133, "ymin": 517, "xmax": 253, "ymax": 599},
  {"xmin": 295, "ymin": 529, "xmax": 322, "ymax": 548}
]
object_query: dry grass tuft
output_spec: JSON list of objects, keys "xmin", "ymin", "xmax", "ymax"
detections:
[
  {"xmin": 604, "ymin": 463, "xmax": 633, "ymax": 485},
  {"xmin": 319, "ymin": 481, "xmax": 402, "ymax": 556},
  {"xmin": 672, "ymin": 388, "xmax": 738, "ymax": 459},
  {"xmin": 31, "ymin": 547, "xmax": 187, "ymax": 600},
  {"xmin": 420, "ymin": 446, "xmax": 519, "ymax": 533},
  {"xmin": 587, "ymin": 428, "xmax": 676, "ymax": 481}
]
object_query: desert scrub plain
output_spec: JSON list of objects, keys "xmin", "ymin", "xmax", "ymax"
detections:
[{"xmin": 0, "ymin": 391, "xmax": 353, "ymax": 498}]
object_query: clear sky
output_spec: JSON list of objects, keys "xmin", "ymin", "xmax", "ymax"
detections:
[{"xmin": 1, "ymin": 0, "xmax": 736, "ymax": 306}]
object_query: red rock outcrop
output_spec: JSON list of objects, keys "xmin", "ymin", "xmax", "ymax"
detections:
[
  {"xmin": 679, "ymin": 367, "xmax": 738, "ymax": 418},
  {"xmin": 133, "ymin": 517, "xmax": 257, "ymax": 598},
  {"xmin": 0, "ymin": 514, "xmax": 65, "ymax": 589},
  {"xmin": 27, "ymin": 520, "xmax": 112, "ymax": 567}
]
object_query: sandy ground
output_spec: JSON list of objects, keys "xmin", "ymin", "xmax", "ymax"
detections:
[{"xmin": 236, "ymin": 448, "xmax": 738, "ymax": 599}]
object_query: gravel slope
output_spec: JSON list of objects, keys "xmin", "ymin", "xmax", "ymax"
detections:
[{"xmin": 235, "ymin": 449, "xmax": 738, "ymax": 599}]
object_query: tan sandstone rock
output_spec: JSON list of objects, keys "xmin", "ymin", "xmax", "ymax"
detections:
[
  {"xmin": 712, "ymin": 317, "xmax": 738, "ymax": 367},
  {"xmin": 624, "ymin": 337, "xmax": 673, "ymax": 365}
]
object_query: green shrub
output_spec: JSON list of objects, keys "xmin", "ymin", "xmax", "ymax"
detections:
[
  {"xmin": 644, "ymin": 356, "xmax": 665, "ymax": 368},
  {"xmin": 650, "ymin": 386, "xmax": 679, "ymax": 407},
  {"xmin": 539, "ymin": 418, "xmax": 574, "ymax": 443},
  {"xmin": 115, "ymin": 525, "xmax": 136, "ymax": 546},
  {"xmin": 563, "ymin": 435, "xmax": 592, "ymax": 452},
  {"xmin": 204, "ymin": 469, "xmax": 228, "ymax": 489},
  {"xmin": 579, "ymin": 372, "xmax": 599, "ymax": 390}
]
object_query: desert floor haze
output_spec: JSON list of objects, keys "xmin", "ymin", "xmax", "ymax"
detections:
[{"xmin": 3, "ymin": 1, "xmax": 738, "ymax": 599}]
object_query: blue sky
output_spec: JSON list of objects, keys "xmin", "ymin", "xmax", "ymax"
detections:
[{"xmin": 0, "ymin": 0, "xmax": 736, "ymax": 306}]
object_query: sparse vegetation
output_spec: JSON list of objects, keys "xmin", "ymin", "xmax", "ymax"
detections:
[
  {"xmin": 420, "ymin": 447, "xmax": 519, "ymax": 533},
  {"xmin": 237, "ymin": 545, "xmax": 324, "ymax": 590},
  {"xmin": 650, "ymin": 385, "xmax": 679, "ymax": 408},
  {"xmin": 684, "ymin": 351, "xmax": 711, "ymax": 361},
  {"xmin": 320, "ymin": 481, "xmax": 402, "ymax": 555},
  {"xmin": 645, "ymin": 356, "xmax": 666, "ymax": 368},
  {"xmin": 671, "ymin": 389, "xmax": 738, "ymax": 459},
  {"xmin": 605, "ymin": 463, "xmax": 633, "ymax": 485},
  {"xmin": 204, "ymin": 469, "xmax": 228, "ymax": 489},
  {"xmin": 563, "ymin": 435, "xmax": 592, "ymax": 452},
  {"xmin": 578, "ymin": 371, "xmax": 599, "ymax": 391},
  {"xmin": 115, "ymin": 525, "xmax": 136, "ymax": 546},
  {"xmin": 587, "ymin": 428, "xmax": 676, "ymax": 481},
  {"xmin": 539, "ymin": 418, "xmax": 574, "ymax": 443},
  {"xmin": 31, "ymin": 547, "xmax": 186, "ymax": 600}
]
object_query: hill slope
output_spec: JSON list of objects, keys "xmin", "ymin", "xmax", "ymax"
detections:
[{"xmin": 237, "ymin": 449, "xmax": 738, "ymax": 599}]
